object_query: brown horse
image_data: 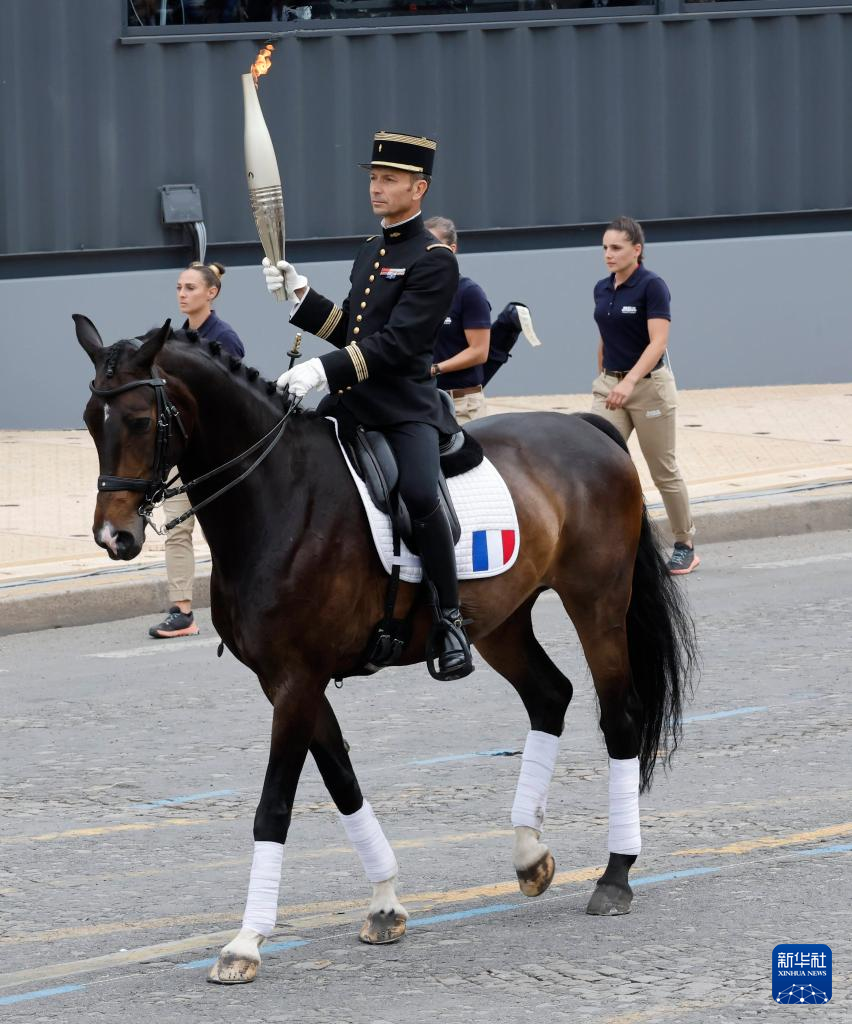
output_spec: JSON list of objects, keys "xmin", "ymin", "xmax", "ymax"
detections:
[{"xmin": 75, "ymin": 315, "xmax": 695, "ymax": 984}]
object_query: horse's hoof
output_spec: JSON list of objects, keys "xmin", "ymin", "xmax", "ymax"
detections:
[
  {"xmin": 207, "ymin": 953, "xmax": 260, "ymax": 984},
  {"xmin": 516, "ymin": 850, "xmax": 555, "ymax": 897},
  {"xmin": 586, "ymin": 882, "xmax": 633, "ymax": 916},
  {"xmin": 359, "ymin": 910, "xmax": 407, "ymax": 945}
]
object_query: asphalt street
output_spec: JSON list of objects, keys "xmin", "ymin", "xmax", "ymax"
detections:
[{"xmin": 1, "ymin": 531, "xmax": 850, "ymax": 1023}]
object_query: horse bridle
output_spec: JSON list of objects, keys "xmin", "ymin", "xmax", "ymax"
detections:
[
  {"xmin": 90, "ymin": 375, "xmax": 298, "ymax": 534},
  {"xmin": 90, "ymin": 377, "xmax": 185, "ymax": 507}
]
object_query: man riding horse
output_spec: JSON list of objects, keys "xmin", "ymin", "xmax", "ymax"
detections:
[{"xmin": 264, "ymin": 131, "xmax": 473, "ymax": 681}]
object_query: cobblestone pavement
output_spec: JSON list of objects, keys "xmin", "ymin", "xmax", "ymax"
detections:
[{"xmin": 0, "ymin": 531, "xmax": 849, "ymax": 1022}]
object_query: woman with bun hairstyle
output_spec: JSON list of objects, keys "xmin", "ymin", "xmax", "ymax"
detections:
[
  {"xmin": 177, "ymin": 260, "xmax": 244, "ymax": 358},
  {"xmin": 591, "ymin": 217, "xmax": 699, "ymax": 575},
  {"xmin": 149, "ymin": 262, "xmax": 246, "ymax": 638}
]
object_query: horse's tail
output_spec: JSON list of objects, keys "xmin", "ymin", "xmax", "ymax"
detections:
[
  {"xmin": 576, "ymin": 412, "xmax": 629, "ymax": 453},
  {"xmin": 628, "ymin": 507, "xmax": 698, "ymax": 792},
  {"xmin": 577, "ymin": 410, "xmax": 697, "ymax": 790}
]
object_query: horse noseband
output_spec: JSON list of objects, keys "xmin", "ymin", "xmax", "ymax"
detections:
[{"xmin": 89, "ymin": 376, "xmax": 186, "ymax": 507}]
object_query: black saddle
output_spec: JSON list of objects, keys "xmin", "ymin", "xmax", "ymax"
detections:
[{"xmin": 334, "ymin": 390, "xmax": 484, "ymax": 553}]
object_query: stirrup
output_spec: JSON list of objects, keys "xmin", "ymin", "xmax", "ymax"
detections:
[{"xmin": 426, "ymin": 615, "xmax": 474, "ymax": 681}]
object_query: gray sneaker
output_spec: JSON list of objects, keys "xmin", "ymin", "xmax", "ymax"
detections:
[
  {"xmin": 667, "ymin": 543, "xmax": 700, "ymax": 575},
  {"xmin": 149, "ymin": 606, "xmax": 199, "ymax": 638}
]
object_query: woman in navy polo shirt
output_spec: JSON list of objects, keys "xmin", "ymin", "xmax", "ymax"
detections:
[
  {"xmin": 592, "ymin": 217, "xmax": 699, "ymax": 575},
  {"xmin": 149, "ymin": 261, "xmax": 246, "ymax": 638}
]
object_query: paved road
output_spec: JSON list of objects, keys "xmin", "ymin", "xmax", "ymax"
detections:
[{"xmin": 1, "ymin": 532, "xmax": 850, "ymax": 1022}]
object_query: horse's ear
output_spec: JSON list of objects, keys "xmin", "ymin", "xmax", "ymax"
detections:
[
  {"xmin": 132, "ymin": 319, "xmax": 172, "ymax": 369},
  {"xmin": 73, "ymin": 314, "xmax": 104, "ymax": 365}
]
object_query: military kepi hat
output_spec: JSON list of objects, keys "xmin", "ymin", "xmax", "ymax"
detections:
[{"xmin": 360, "ymin": 131, "xmax": 437, "ymax": 176}]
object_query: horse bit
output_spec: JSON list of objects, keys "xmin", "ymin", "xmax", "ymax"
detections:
[{"xmin": 89, "ymin": 375, "xmax": 298, "ymax": 534}]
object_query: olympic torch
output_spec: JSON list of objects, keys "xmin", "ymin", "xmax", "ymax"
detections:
[{"xmin": 242, "ymin": 44, "xmax": 286, "ymax": 301}]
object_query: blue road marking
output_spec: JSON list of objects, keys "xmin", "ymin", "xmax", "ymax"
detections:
[
  {"xmin": 683, "ymin": 706, "xmax": 767, "ymax": 723},
  {"xmin": 413, "ymin": 703, "xmax": 800, "ymax": 765},
  {"xmin": 408, "ymin": 904, "xmax": 517, "ymax": 928},
  {"xmin": 0, "ymin": 984, "xmax": 85, "ymax": 1005},
  {"xmin": 631, "ymin": 867, "xmax": 721, "ymax": 886},
  {"xmin": 791, "ymin": 843, "xmax": 852, "ymax": 857},
  {"xmin": 179, "ymin": 939, "xmax": 310, "ymax": 970},
  {"xmin": 133, "ymin": 789, "xmax": 235, "ymax": 809},
  {"xmin": 409, "ymin": 749, "xmax": 518, "ymax": 766}
]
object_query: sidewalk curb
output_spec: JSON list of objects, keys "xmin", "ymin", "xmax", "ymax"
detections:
[
  {"xmin": 1, "ymin": 574, "xmax": 211, "ymax": 639},
  {"xmin": 661, "ymin": 484, "xmax": 852, "ymax": 544},
  {"xmin": 1, "ymin": 487, "xmax": 849, "ymax": 638}
]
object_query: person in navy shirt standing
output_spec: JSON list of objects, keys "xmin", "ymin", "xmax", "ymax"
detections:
[
  {"xmin": 425, "ymin": 216, "xmax": 541, "ymax": 423},
  {"xmin": 424, "ymin": 217, "xmax": 492, "ymax": 423},
  {"xmin": 592, "ymin": 217, "xmax": 699, "ymax": 575},
  {"xmin": 149, "ymin": 261, "xmax": 246, "ymax": 638}
]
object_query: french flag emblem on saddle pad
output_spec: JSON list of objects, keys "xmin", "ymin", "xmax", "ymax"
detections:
[{"xmin": 472, "ymin": 530, "xmax": 516, "ymax": 572}]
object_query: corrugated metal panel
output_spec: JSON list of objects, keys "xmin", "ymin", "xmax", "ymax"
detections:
[{"xmin": 3, "ymin": 1, "xmax": 852, "ymax": 257}]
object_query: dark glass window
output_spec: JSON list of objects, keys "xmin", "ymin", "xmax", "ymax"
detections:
[{"xmin": 127, "ymin": 0, "xmax": 648, "ymax": 27}]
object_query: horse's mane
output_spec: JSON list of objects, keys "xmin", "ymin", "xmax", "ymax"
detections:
[{"xmin": 125, "ymin": 326, "xmax": 319, "ymax": 420}]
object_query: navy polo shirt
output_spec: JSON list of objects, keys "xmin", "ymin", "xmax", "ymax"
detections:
[
  {"xmin": 434, "ymin": 276, "xmax": 492, "ymax": 389},
  {"xmin": 183, "ymin": 310, "xmax": 245, "ymax": 359},
  {"xmin": 593, "ymin": 264, "xmax": 671, "ymax": 372}
]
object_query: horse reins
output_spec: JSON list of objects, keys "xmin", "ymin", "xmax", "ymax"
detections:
[{"xmin": 89, "ymin": 375, "xmax": 299, "ymax": 534}]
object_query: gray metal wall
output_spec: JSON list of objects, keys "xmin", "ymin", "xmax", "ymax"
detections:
[
  {"xmin": 2, "ymin": 231, "xmax": 849, "ymax": 429},
  {"xmin": 4, "ymin": 1, "xmax": 852, "ymax": 259}
]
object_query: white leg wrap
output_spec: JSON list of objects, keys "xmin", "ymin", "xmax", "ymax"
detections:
[
  {"xmin": 241, "ymin": 841, "xmax": 284, "ymax": 937},
  {"xmin": 511, "ymin": 730, "xmax": 560, "ymax": 830},
  {"xmin": 339, "ymin": 799, "xmax": 398, "ymax": 884},
  {"xmin": 608, "ymin": 757, "xmax": 641, "ymax": 855}
]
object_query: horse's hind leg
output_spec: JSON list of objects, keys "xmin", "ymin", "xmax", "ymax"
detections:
[
  {"xmin": 562, "ymin": 584, "xmax": 642, "ymax": 917},
  {"xmin": 475, "ymin": 595, "xmax": 573, "ymax": 897},
  {"xmin": 310, "ymin": 695, "xmax": 408, "ymax": 945}
]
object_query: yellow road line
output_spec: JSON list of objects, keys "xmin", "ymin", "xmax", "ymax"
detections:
[
  {"xmin": 0, "ymin": 866, "xmax": 603, "ymax": 989},
  {"xmin": 5, "ymin": 828, "xmax": 515, "ymax": 894},
  {"xmin": 4, "ymin": 787, "xmax": 850, "ymax": 848},
  {"xmin": 0, "ymin": 818, "xmax": 207, "ymax": 845},
  {"xmin": 5, "ymin": 818, "xmax": 851, "ymax": 947},
  {"xmin": 3, "ymin": 814, "xmax": 852, "ymax": 992},
  {"xmin": 0, "ymin": 931, "xmax": 255, "ymax": 991},
  {"xmin": 0, "ymin": 864, "xmax": 603, "ymax": 948},
  {"xmin": 674, "ymin": 821, "xmax": 852, "ymax": 856}
]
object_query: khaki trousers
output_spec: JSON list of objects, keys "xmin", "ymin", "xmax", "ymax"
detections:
[
  {"xmin": 163, "ymin": 480, "xmax": 195, "ymax": 604},
  {"xmin": 451, "ymin": 390, "xmax": 488, "ymax": 424},
  {"xmin": 592, "ymin": 368, "xmax": 696, "ymax": 545}
]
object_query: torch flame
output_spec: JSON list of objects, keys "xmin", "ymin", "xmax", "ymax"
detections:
[{"xmin": 251, "ymin": 43, "xmax": 275, "ymax": 87}]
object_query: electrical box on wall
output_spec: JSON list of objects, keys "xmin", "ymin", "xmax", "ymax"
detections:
[{"xmin": 159, "ymin": 184, "xmax": 204, "ymax": 224}]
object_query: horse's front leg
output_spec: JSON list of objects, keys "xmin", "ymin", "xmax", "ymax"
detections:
[
  {"xmin": 310, "ymin": 694, "xmax": 408, "ymax": 945},
  {"xmin": 209, "ymin": 683, "xmax": 320, "ymax": 985}
]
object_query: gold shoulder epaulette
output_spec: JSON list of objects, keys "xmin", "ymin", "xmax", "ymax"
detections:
[{"xmin": 426, "ymin": 242, "xmax": 454, "ymax": 252}]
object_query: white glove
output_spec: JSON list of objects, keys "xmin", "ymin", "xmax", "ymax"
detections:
[
  {"xmin": 276, "ymin": 357, "xmax": 328, "ymax": 399},
  {"xmin": 262, "ymin": 257, "xmax": 309, "ymax": 300}
]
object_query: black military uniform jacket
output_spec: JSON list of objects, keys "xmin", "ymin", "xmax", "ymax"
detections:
[{"xmin": 290, "ymin": 214, "xmax": 459, "ymax": 432}]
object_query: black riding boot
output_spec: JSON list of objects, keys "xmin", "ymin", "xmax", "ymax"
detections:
[{"xmin": 412, "ymin": 503, "xmax": 474, "ymax": 681}]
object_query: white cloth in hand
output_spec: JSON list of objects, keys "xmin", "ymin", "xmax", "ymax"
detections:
[
  {"xmin": 262, "ymin": 257, "xmax": 309, "ymax": 299},
  {"xmin": 276, "ymin": 357, "xmax": 328, "ymax": 399}
]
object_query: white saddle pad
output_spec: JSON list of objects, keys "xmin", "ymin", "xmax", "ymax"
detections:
[{"xmin": 329, "ymin": 418, "xmax": 520, "ymax": 583}]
